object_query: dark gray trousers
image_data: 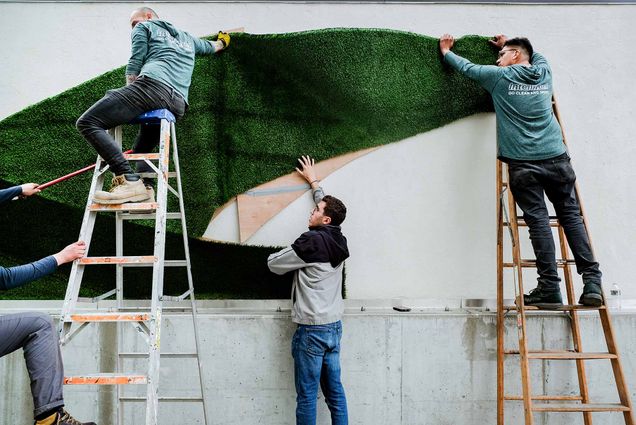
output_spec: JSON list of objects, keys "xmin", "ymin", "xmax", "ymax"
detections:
[{"xmin": 0, "ymin": 312, "xmax": 64, "ymax": 417}]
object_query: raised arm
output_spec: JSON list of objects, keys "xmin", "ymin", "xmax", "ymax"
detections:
[
  {"xmin": 296, "ymin": 155, "xmax": 325, "ymax": 204},
  {"xmin": 439, "ymin": 33, "xmax": 503, "ymax": 93}
]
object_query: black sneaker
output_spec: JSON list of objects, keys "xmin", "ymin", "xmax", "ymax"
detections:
[
  {"xmin": 523, "ymin": 287, "xmax": 563, "ymax": 309},
  {"xmin": 579, "ymin": 283, "xmax": 603, "ymax": 307}
]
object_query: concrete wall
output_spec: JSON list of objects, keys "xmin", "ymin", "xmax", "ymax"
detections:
[
  {"xmin": 1, "ymin": 301, "xmax": 635, "ymax": 424},
  {"xmin": 1, "ymin": 2, "xmax": 635, "ymax": 300}
]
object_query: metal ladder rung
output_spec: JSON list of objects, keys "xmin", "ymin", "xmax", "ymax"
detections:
[
  {"xmin": 531, "ymin": 403, "xmax": 630, "ymax": 412},
  {"xmin": 79, "ymin": 256, "xmax": 156, "ymax": 265},
  {"xmin": 139, "ymin": 172, "xmax": 178, "ymax": 178},
  {"xmin": 119, "ymin": 352, "xmax": 197, "ymax": 358},
  {"xmin": 120, "ymin": 396, "xmax": 204, "ymax": 402},
  {"xmin": 124, "ymin": 153, "xmax": 160, "ymax": 160},
  {"xmin": 504, "ymin": 350, "xmax": 617, "ymax": 359},
  {"xmin": 121, "ymin": 212, "xmax": 182, "ymax": 220},
  {"xmin": 67, "ymin": 312, "xmax": 151, "ymax": 322},
  {"xmin": 89, "ymin": 202, "xmax": 158, "ymax": 212},
  {"xmin": 64, "ymin": 374, "xmax": 147, "ymax": 385}
]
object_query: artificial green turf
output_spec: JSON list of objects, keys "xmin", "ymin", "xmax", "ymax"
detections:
[{"xmin": 0, "ymin": 29, "xmax": 496, "ymax": 299}]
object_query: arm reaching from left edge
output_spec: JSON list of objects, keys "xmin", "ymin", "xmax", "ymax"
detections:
[{"xmin": 0, "ymin": 241, "xmax": 86, "ymax": 291}]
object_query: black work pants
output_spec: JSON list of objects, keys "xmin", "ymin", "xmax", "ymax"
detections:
[
  {"xmin": 76, "ymin": 75, "xmax": 186, "ymax": 176},
  {"xmin": 507, "ymin": 153, "xmax": 602, "ymax": 289}
]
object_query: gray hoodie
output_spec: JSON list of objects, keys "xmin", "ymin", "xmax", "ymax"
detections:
[{"xmin": 267, "ymin": 188, "xmax": 349, "ymax": 325}]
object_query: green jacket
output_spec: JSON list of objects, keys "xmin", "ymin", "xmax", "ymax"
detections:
[
  {"xmin": 444, "ymin": 51, "xmax": 566, "ymax": 161},
  {"xmin": 126, "ymin": 20, "xmax": 215, "ymax": 103}
]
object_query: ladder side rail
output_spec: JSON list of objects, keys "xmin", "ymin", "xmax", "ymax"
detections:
[
  {"xmin": 496, "ymin": 160, "xmax": 506, "ymax": 425},
  {"xmin": 598, "ymin": 308, "xmax": 635, "ymax": 424},
  {"xmin": 506, "ymin": 167, "xmax": 534, "ymax": 425},
  {"xmin": 554, "ymin": 95, "xmax": 633, "ymax": 424},
  {"xmin": 557, "ymin": 226, "xmax": 593, "ymax": 425},
  {"xmin": 145, "ymin": 118, "xmax": 171, "ymax": 425},
  {"xmin": 60, "ymin": 155, "xmax": 107, "ymax": 329},
  {"xmin": 170, "ymin": 123, "xmax": 210, "ymax": 425}
]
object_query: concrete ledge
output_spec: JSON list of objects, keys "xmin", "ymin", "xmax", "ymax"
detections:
[{"xmin": 1, "ymin": 301, "xmax": 635, "ymax": 424}]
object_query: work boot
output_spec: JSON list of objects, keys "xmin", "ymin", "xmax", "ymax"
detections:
[
  {"xmin": 93, "ymin": 174, "xmax": 150, "ymax": 204},
  {"xmin": 145, "ymin": 185, "xmax": 155, "ymax": 203},
  {"xmin": 34, "ymin": 408, "xmax": 96, "ymax": 425},
  {"xmin": 522, "ymin": 286, "xmax": 563, "ymax": 310},
  {"xmin": 579, "ymin": 282, "xmax": 603, "ymax": 307}
]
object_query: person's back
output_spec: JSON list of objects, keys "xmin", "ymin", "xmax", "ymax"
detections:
[{"xmin": 127, "ymin": 19, "xmax": 214, "ymax": 102}]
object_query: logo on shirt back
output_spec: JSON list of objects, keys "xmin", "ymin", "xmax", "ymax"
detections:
[
  {"xmin": 156, "ymin": 29, "xmax": 193, "ymax": 53},
  {"xmin": 508, "ymin": 83, "xmax": 549, "ymax": 96}
]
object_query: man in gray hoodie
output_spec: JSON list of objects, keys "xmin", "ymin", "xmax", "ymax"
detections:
[
  {"xmin": 439, "ymin": 34, "xmax": 603, "ymax": 308},
  {"xmin": 268, "ymin": 155, "xmax": 349, "ymax": 425},
  {"xmin": 76, "ymin": 7, "xmax": 230, "ymax": 204}
]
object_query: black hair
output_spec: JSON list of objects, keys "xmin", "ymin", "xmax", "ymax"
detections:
[
  {"xmin": 322, "ymin": 195, "xmax": 347, "ymax": 227},
  {"xmin": 504, "ymin": 37, "xmax": 533, "ymax": 59}
]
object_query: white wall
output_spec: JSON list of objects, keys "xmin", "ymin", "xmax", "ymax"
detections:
[{"xmin": 1, "ymin": 2, "xmax": 634, "ymax": 299}]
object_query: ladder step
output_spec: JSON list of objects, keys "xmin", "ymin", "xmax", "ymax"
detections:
[
  {"xmin": 139, "ymin": 171, "xmax": 177, "ymax": 178},
  {"xmin": 531, "ymin": 403, "xmax": 630, "ymax": 412},
  {"xmin": 64, "ymin": 373, "xmax": 147, "ymax": 385},
  {"xmin": 503, "ymin": 259, "xmax": 576, "ymax": 268},
  {"xmin": 121, "ymin": 212, "xmax": 182, "ymax": 220},
  {"xmin": 79, "ymin": 256, "xmax": 156, "ymax": 265},
  {"xmin": 504, "ymin": 217, "xmax": 559, "ymax": 228},
  {"xmin": 503, "ymin": 304, "xmax": 605, "ymax": 311},
  {"xmin": 504, "ymin": 350, "xmax": 617, "ymax": 360},
  {"xmin": 505, "ymin": 395, "xmax": 583, "ymax": 401},
  {"xmin": 119, "ymin": 396, "xmax": 203, "ymax": 402},
  {"xmin": 68, "ymin": 312, "xmax": 151, "ymax": 322},
  {"xmin": 119, "ymin": 352, "xmax": 197, "ymax": 358},
  {"xmin": 124, "ymin": 153, "xmax": 160, "ymax": 160},
  {"xmin": 90, "ymin": 202, "xmax": 158, "ymax": 212}
]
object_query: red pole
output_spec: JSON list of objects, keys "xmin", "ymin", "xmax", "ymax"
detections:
[{"xmin": 38, "ymin": 149, "xmax": 134, "ymax": 190}]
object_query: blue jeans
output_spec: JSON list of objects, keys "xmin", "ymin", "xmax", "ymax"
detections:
[
  {"xmin": 507, "ymin": 153, "xmax": 602, "ymax": 289},
  {"xmin": 292, "ymin": 321, "xmax": 348, "ymax": 425},
  {"xmin": 76, "ymin": 75, "xmax": 186, "ymax": 176}
]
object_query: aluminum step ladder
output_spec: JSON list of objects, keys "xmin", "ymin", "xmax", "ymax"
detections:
[
  {"xmin": 496, "ymin": 97, "xmax": 633, "ymax": 425},
  {"xmin": 59, "ymin": 109, "xmax": 209, "ymax": 425}
]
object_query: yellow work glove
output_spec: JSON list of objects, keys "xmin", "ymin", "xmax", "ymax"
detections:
[{"xmin": 217, "ymin": 31, "xmax": 231, "ymax": 48}]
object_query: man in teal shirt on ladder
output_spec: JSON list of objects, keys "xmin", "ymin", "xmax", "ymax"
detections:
[
  {"xmin": 439, "ymin": 34, "xmax": 603, "ymax": 308},
  {"xmin": 76, "ymin": 7, "xmax": 230, "ymax": 205}
]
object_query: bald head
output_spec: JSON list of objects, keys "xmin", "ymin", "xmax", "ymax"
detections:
[{"xmin": 130, "ymin": 7, "xmax": 159, "ymax": 29}]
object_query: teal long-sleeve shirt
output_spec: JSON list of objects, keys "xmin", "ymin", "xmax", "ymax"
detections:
[
  {"xmin": 126, "ymin": 20, "xmax": 215, "ymax": 103},
  {"xmin": 444, "ymin": 51, "xmax": 566, "ymax": 161}
]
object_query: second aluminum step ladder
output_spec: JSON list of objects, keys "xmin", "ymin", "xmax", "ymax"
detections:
[
  {"xmin": 59, "ymin": 109, "xmax": 209, "ymax": 425},
  {"xmin": 496, "ymin": 98, "xmax": 633, "ymax": 424}
]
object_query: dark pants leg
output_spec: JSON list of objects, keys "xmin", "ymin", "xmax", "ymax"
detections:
[
  {"xmin": 0, "ymin": 312, "xmax": 64, "ymax": 418},
  {"xmin": 508, "ymin": 155, "xmax": 602, "ymax": 289},
  {"xmin": 76, "ymin": 76, "xmax": 186, "ymax": 176}
]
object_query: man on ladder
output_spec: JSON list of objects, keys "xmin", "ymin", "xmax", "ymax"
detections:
[
  {"xmin": 438, "ymin": 33, "xmax": 603, "ymax": 308},
  {"xmin": 76, "ymin": 6, "xmax": 230, "ymax": 205}
]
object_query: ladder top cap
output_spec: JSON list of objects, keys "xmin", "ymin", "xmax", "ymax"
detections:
[{"xmin": 130, "ymin": 109, "xmax": 176, "ymax": 124}]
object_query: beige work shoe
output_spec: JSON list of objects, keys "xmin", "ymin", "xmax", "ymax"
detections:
[{"xmin": 93, "ymin": 174, "xmax": 150, "ymax": 204}]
